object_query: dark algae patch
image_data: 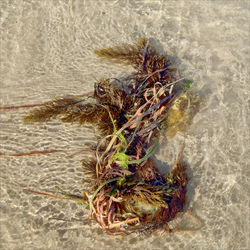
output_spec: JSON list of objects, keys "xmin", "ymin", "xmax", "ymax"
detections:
[{"xmin": 22, "ymin": 38, "xmax": 200, "ymax": 235}]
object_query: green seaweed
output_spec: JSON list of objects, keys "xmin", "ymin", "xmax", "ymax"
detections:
[
  {"xmin": 182, "ymin": 80, "xmax": 193, "ymax": 92},
  {"xmin": 55, "ymin": 186, "xmax": 89, "ymax": 207}
]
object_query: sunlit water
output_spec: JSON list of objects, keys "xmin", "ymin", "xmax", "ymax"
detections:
[{"xmin": 0, "ymin": 1, "xmax": 249, "ymax": 249}]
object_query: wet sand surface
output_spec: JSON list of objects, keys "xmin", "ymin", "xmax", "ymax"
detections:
[{"xmin": 0, "ymin": 0, "xmax": 249, "ymax": 249}]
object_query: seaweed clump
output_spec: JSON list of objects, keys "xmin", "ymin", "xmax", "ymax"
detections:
[{"xmin": 24, "ymin": 38, "xmax": 199, "ymax": 235}]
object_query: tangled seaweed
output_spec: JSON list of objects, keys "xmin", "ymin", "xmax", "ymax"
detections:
[{"xmin": 23, "ymin": 38, "xmax": 200, "ymax": 235}]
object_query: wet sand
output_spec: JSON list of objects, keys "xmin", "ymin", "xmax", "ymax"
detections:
[{"xmin": 0, "ymin": 0, "xmax": 249, "ymax": 249}]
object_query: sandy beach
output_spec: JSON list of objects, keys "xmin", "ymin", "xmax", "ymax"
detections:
[{"xmin": 0, "ymin": 0, "xmax": 249, "ymax": 249}]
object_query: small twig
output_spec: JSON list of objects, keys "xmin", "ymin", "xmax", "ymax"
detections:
[
  {"xmin": 0, "ymin": 150, "xmax": 62, "ymax": 157},
  {"xmin": 0, "ymin": 148, "xmax": 95, "ymax": 157},
  {"xmin": 0, "ymin": 92, "xmax": 94, "ymax": 110},
  {"xmin": 25, "ymin": 189, "xmax": 84, "ymax": 203},
  {"xmin": 0, "ymin": 103, "xmax": 44, "ymax": 110}
]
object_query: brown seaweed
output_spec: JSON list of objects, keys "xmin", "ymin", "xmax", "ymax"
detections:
[{"xmin": 16, "ymin": 39, "xmax": 200, "ymax": 235}]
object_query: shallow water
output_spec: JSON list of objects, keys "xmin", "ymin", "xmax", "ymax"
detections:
[{"xmin": 0, "ymin": 0, "xmax": 249, "ymax": 249}]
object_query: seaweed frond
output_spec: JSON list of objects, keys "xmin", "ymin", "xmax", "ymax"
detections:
[
  {"xmin": 94, "ymin": 38, "xmax": 165, "ymax": 70},
  {"xmin": 119, "ymin": 183, "xmax": 168, "ymax": 218},
  {"xmin": 94, "ymin": 38, "xmax": 148, "ymax": 66},
  {"xmin": 23, "ymin": 97, "xmax": 81, "ymax": 123},
  {"xmin": 166, "ymin": 92, "xmax": 200, "ymax": 139},
  {"xmin": 94, "ymin": 78, "xmax": 133, "ymax": 110},
  {"xmin": 55, "ymin": 186, "xmax": 88, "ymax": 207},
  {"xmin": 95, "ymin": 39, "xmax": 176, "ymax": 89},
  {"xmin": 20, "ymin": 39, "xmax": 196, "ymax": 235},
  {"xmin": 82, "ymin": 159, "xmax": 97, "ymax": 183},
  {"xmin": 61, "ymin": 103, "xmax": 116, "ymax": 136}
]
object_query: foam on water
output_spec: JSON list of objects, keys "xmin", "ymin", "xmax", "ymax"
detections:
[{"xmin": 0, "ymin": 0, "xmax": 249, "ymax": 249}]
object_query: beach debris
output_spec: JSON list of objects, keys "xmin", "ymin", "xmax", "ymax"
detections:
[
  {"xmin": 166, "ymin": 92, "xmax": 200, "ymax": 139},
  {"xmin": 22, "ymin": 38, "xmax": 200, "ymax": 235}
]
